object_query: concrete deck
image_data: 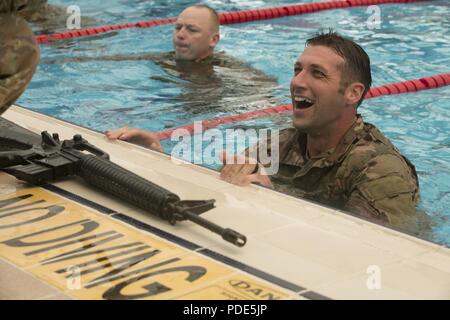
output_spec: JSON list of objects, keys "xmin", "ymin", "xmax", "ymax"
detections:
[{"xmin": 0, "ymin": 105, "xmax": 449, "ymax": 300}]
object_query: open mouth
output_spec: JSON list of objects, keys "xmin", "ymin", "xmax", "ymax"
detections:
[
  {"xmin": 293, "ymin": 96, "xmax": 314, "ymax": 110},
  {"xmin": 175, "ymin": 43, "xmax": 189, "ymax": 49}
]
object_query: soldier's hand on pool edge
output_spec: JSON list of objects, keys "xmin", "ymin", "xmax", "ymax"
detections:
[
  {"xmin": 105, "ymin": 126, "xmax": 164, "ymax": 153},
  {"xmin": 219, "ymin": 151, "xmax": 273, "ymax": 188}
]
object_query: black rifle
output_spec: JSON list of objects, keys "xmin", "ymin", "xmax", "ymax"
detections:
[{"xmin": 0, "ymin": 117, "xmax": 246, "ymax": 247}]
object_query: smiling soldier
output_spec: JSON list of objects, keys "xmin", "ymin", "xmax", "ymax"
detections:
[{"xmin": 220, "ymin": 31, "xmax": 423, "ymax": 235}]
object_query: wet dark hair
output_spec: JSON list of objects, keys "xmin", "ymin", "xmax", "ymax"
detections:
[{"xmin": 306, "ymin": 30, "xmax": 372, "ymax": 107}]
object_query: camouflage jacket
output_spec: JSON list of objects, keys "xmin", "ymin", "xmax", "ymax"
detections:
[
  {"xmin": 0, "ymin": 1, "xmax": 47, "ymax": 21},
  {"xmin": 0, "ymin": 14, "xmax": 40, "ymax": 114},
  {"xmin": 259, "ymin": 115, "xmax": 420, "ymax": 231}
]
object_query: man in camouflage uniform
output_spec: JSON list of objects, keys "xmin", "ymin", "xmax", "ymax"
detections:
[
  {"xmin": 0, "ymin": 10, "xmax": 40, "ymax": 114},
  {"xmin": 0, "ymin": 0, "xmax": 47, "ymax": 22},
  {"xmin": 103, "ymin": 5, "xmax": 277, "ymax": 150},
  {"xmin": 220, "ymin": 31, "xmax": 421, "ymax": 233}
]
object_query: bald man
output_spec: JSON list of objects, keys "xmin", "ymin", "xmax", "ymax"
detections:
[
  {"xmin": 172, "ymin": 5, "xmax": 220, "ymax": 61},
  {"xmin": 0, "ymin": 13, "xmax": 40, "ymax": 115},
  {"xmin": 104, "ymin": 5, "xmax": 277, "ymax": 149},
  {"xmin": 43, "ymin": 5, "xmax": 278, "ymax": 148},
  {"xmin": 44, "ymin": 5, "xmax": 223, "ymax": 64}
]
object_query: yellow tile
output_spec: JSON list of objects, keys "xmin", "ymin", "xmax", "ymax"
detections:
[
  {"xmin": 31, "ymin": 251, "xmax": 191, "ymax": 300},
  {"xmin": 174, "ymin": 273, "xmax": 294, "ymax": 300},
  {"xmin": 56, "ymin": 253, "xmax": 236, "ymax": 300},
  {"xmin": 0, "ymin": 184, "xmax": 257, "ymax": 300},
  {"xmin": 24, "ymin": 219, "xmax": 188, "ymax": 291},
  {"xmin": 0, "ymin": 188, "xmax": 104, "ymax": 266},
  {"xmin": 0, "ymin": 186, "xmax": 188, "ymax": 267}
]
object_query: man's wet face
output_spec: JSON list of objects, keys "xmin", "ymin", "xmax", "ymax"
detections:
[
  {"xmin": 290, "ymin": 45, "xmax": 348, "ymax": 134},
  {"xmin": 172, "ymin": 7, "xmax": 218, "ymax": 61}
]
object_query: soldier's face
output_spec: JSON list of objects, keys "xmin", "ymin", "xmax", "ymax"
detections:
[
  {"xmin": 290, "ymin": 45, "xmax": 349, "ymax": 133},
  {"xmin": 172, "ymin": 7, "xmax": 219, "ymax": 61}
]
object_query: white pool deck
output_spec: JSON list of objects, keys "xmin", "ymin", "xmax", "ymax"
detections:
[{"xmin": 0, "ymin": 105, "xmax": 449, "ymax": 300}]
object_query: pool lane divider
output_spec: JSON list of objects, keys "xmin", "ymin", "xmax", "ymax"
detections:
[
  {"xmin": 35, "ymin": 0, "xmax": 431, "ymax": 44},
  {"xmin": 156, "ymin": 72, "xmax": 450, "ymax": 140}
]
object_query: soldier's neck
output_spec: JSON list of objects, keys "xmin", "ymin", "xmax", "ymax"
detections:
[
  {"xmin": 306, "ymin": 116, "xmax": 357, "ymax": 158},
  {"xmin": 194, "ymin": 50, "xmax": 215, "ymax": 63}
]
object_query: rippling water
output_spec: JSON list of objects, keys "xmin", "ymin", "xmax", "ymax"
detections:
[{"xmin": 18, "ymin": 0, "xmax": 450, "ymax": 246}]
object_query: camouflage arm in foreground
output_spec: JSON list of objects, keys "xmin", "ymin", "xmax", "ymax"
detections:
[
  {"xmin": 344, "ymin": 153, "xmax": 420, "ymax": 232},
  {"xmin": 0, "ymin": 14, "xmax": 40, "ymax": 114}
]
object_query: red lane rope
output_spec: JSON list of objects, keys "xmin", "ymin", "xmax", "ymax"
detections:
[
  {"xmin": 156, "ymin": 72, "xmax": 450, "ymax": 140},
  {"xmin": 36, "ymin": 0, "xmax": 431, "ymax": 44}
]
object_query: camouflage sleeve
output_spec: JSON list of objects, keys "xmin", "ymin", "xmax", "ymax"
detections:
[
  {"xmin": 0, "ymin": 1, "xmax": 47, "ymax": 19},
  {"xmin": 0, "ymin": 0, "xmax": 20, "ymax": 13},
  {"xmin": 243, "ymin": 128, "xmax": 292, "ymax": 162},
  {"xmin": 0, "ymin": 14, "xmax": 40, "ymax": 114},
  {"xmin": 344, "ymin": 153, "xmax": 420, "ymax": 231}
]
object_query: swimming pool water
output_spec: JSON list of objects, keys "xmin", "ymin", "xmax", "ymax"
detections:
[{"xmin": 18, "ymin": 0, "xmax": 450, "ymax": 246}]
